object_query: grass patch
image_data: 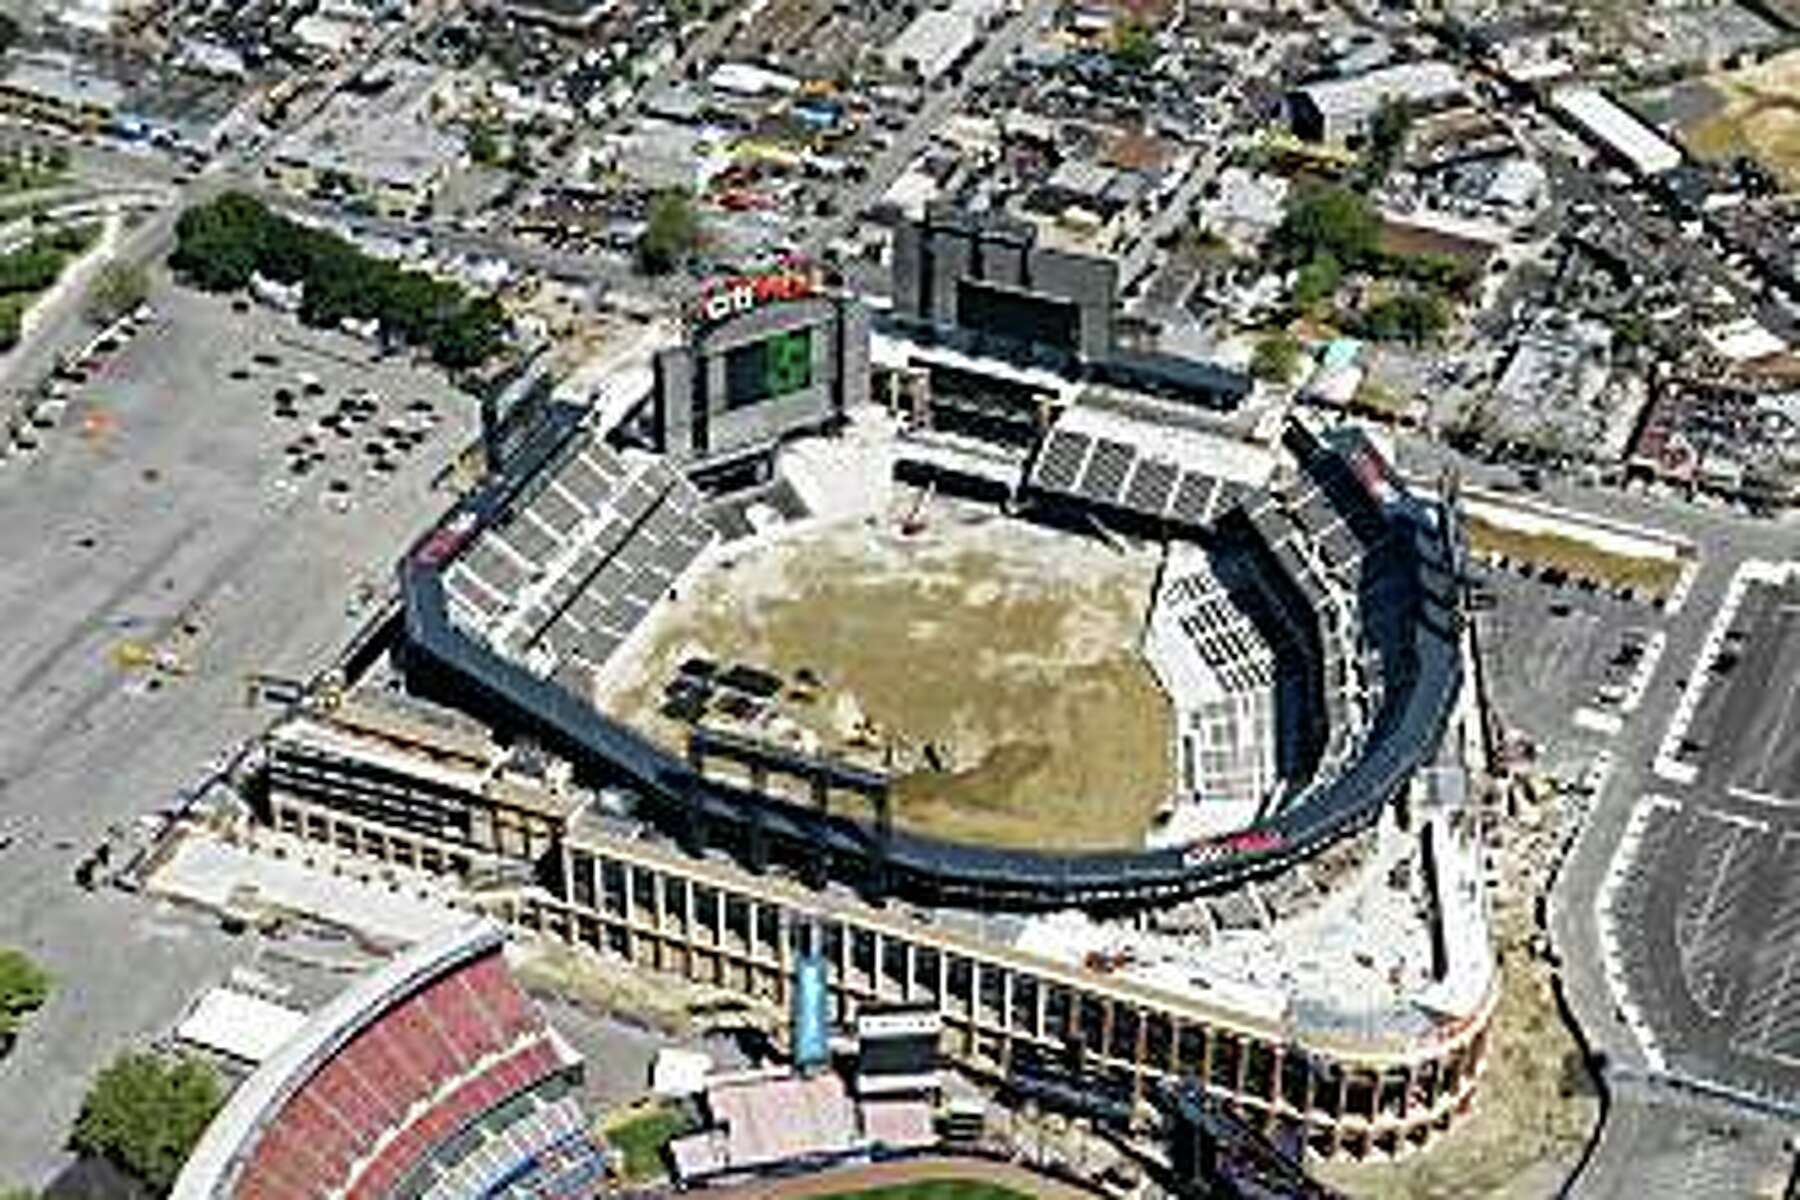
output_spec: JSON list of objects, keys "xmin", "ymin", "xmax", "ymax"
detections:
[
  {"xmin": 605, "ymin": 1102, "xmax": 695, "ymax": 1182},
  {"xmin": 1466, "ymin": 515, "xmax": 1683, "ymax": 599},
  {"xmin": 819, "ymin": 1184, "xmax": 1036, "ymax": 1200}
]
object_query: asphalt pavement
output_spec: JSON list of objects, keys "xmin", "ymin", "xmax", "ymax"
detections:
[{"xmin": 0, "ymin": 284, "xmax": 476, "ymax": 1187}]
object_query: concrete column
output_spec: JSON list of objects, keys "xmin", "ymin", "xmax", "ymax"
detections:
[
  {"xmin": 1132, "ymin": 1006, "xmax": 1148, "ymax": 1114},
  {"xmin": 1101, "ymin": 999, "xmax": 1116, "ymax": 1063},
  {"xmin": 1266, "ymin": 1044, "xmax": 1285, "ymax": 1134},
  {"xmin": 903, "ymin": 942, "xmax": 917, "ymax": 1004},
  {"xmin": 1234, "ymin": 1036, "xmax": 1249, "ymax": 1097}
]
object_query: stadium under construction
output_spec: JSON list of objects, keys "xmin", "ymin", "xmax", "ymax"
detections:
[{"xmin": 243, "ymin": 241, "xmax": 1494, "ymax": 1168}]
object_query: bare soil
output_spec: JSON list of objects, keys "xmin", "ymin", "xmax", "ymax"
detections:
[{"xmin": 604, "ymin": 506, "xmax": 1174, "ymax": 851}]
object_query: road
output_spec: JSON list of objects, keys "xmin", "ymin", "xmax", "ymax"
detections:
[{"xmin": 802, "ymin": 0, "xmax": 1060, "ymax": 257}]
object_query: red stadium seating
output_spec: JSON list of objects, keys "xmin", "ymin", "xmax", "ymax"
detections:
[
  {"xmin": 342, "ymin": 1037, "xmax": 565, "ymax": 1200},
  {"xmin": 234, "ymin": 950, "xmax": 563, "ymax": 1198}
]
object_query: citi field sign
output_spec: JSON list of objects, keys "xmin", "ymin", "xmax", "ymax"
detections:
[{"xmin": 690, "ymin": 267, "xmax": 816, "ymax": 330}]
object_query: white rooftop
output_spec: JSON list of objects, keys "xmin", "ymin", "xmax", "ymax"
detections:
[
  {"xmin": 1552, "ymin": 87, "xmax": 1683, "ymax": 176},
  {"xmin": 1294, "ymin": 61, "xmax": 1464, "ymax": 122},
  {"xmin": 176, "ymin": 988, "xmax": 310, "ymax": 1065}
]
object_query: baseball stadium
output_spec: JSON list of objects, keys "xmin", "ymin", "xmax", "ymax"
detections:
[{"xmin": 226, "ymin": 204, "xmax": 1494, "ymax": 1183}]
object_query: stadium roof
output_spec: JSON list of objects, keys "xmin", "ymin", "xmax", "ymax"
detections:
[
  {"xmin": 1552, "ymin": 87, "xmax": 1682, "ymax": 176},
  {"xmin": 171, "ymin": 920, "xmax": 505, "ymax": 1199}
]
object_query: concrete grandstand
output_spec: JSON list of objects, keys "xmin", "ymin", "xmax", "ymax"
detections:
[
  {"xmin": 392, "ymin": 398, "xmax": 1465, "ymax": 909},
  {"xmin": 171, "ymin": 921, "xmax": 598, "ymax": 1200}
]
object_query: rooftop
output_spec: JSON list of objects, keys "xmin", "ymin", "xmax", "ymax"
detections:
[{"xmin": 273, "ymin": 59, "xmax": 459, "ymax": 190}]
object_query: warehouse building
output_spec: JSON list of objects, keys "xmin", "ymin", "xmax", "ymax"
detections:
[
  {"xmin": 1551, "ymin": 87, "xmax": 1683, "ymax": 177},
  {"xmin": 1288, "ymin": 62, "xmax": 1466, "ymax": 145}
]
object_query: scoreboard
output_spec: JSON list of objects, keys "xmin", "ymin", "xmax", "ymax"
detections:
[
  {"xmin": 650, "ymin": 271, "xmax": 869, "ymax": 477},
  {"xmin": 724, "ymin": 328, "xmax": 814, "ymax": 409}
]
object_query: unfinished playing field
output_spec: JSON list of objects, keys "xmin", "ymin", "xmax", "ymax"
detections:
[
  {"xmin": 1680, "ymin": 49, "xmax": 1800, "ymax": 188},
  {"xmin": 602, "ymin": 505, "xmax": 1174, "ymax": 851}
]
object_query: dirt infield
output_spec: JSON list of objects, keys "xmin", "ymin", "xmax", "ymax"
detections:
[
  {"xmin": 603, "ymin": 503, "xmax": 1173, "ymax": 851},
  {"xmin": 1679, "ymin": 49, "xmax": 1800, "ymax": 187},
  {"xmin": 699, "ymin": 1155, "xmax": 1098, "ymax": 1198}
]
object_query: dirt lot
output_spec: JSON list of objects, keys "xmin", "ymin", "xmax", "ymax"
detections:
[
  {"xmin": 1467, "ymin": 516, "xmax": 1684, "ymax": 600},
  {"xmin": 1680, "ymin": 49, "xmax": 1800, "ymax": 187},
  {"xmin": 603, "ymin": 503, "xmax": 1173, "ymax": 851}
]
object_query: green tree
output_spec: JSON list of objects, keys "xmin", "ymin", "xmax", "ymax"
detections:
[
  {"xmin": 1358, "ymin": 291, "xmax": 1449, "ymax": 344},
  {"xmin": 1292, "ymin": 251, "xmax": 1341, "ymax": 310},
  {"xmin": 431, "ymin": 295, "xmax": 509, "ymax": 370},
  {"xmin": 1273, "ymin": 185, "xmax": 1379, "ymax": 269},
  {"xmin": 637, "ymin": 189, "xmax": 701, "ymax": 275},
  {"xmin": 1251, "ymin": 331, "xmax": 1303, "ymax": 384},
  {"xmin": 1360, "ymin": 96, "xmax": 1413, "ymax": 188},
  {"xmin": 71, "ymin": 1052, "xmax": 222, "ymax": 1194},
  {"xmin": 0, "ymin": 948, "xmax": 50, "ymax": 1040},
  {"xmin": 467, "ymin": 122, "xmax": 502, "ymax": 168},
  {"xmin": 1110, "ymin": 19, "xmax": 1157, "ymax": 71},
  {"xmin": 85, "ymin": 261, "xmax": 150, "ymax": 325}
]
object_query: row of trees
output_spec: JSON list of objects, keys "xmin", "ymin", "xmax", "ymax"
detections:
[
  {"xmin": 0, "ymin": 224, "xmax": 98, "ymax": 351},
  {"xmin": 170, "ymin": 193, "xmax": 509, "ymax": 370}
]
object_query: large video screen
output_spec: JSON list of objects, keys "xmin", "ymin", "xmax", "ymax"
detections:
[
  {"xmin": 956, "ymin": 279, "xmax": 1079, "ymax": 352},
  {"xmin": 723, "ymin": 328, "xmax": 814, "ymax": 409}
]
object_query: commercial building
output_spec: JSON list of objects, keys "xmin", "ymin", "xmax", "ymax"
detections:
[
  {"xmin": 1287, "ymin": 62, "xmax": 1466, "ymax": 145},
  {"xmin": 1551, "ymin": 87, "xmax": 1683, "ymax": 177},
  {"xmin": 267, "ymin": 61, "xmax": 460, "ymax": 217}
]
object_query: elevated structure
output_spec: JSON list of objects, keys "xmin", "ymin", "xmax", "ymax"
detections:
[{"xmin": 649, "ymin": 267, "xmax": 870, "ymax": 485}]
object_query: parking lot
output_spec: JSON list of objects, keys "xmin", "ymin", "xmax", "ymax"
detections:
[
  {"xmin": 0, "ymin": 282, "xmax": 476, "ymax": 1186},
  {"xmin": 1598, "ymin": 573, "xmax": 1800, "ymax": 1105},
  {"xmin": 1475, "ymin": 560, "xmax": 1664, "ymax": 775},
  {"xmin": 1674, "ymin": 577, "xmax": 1800, "ymax": 800}
]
